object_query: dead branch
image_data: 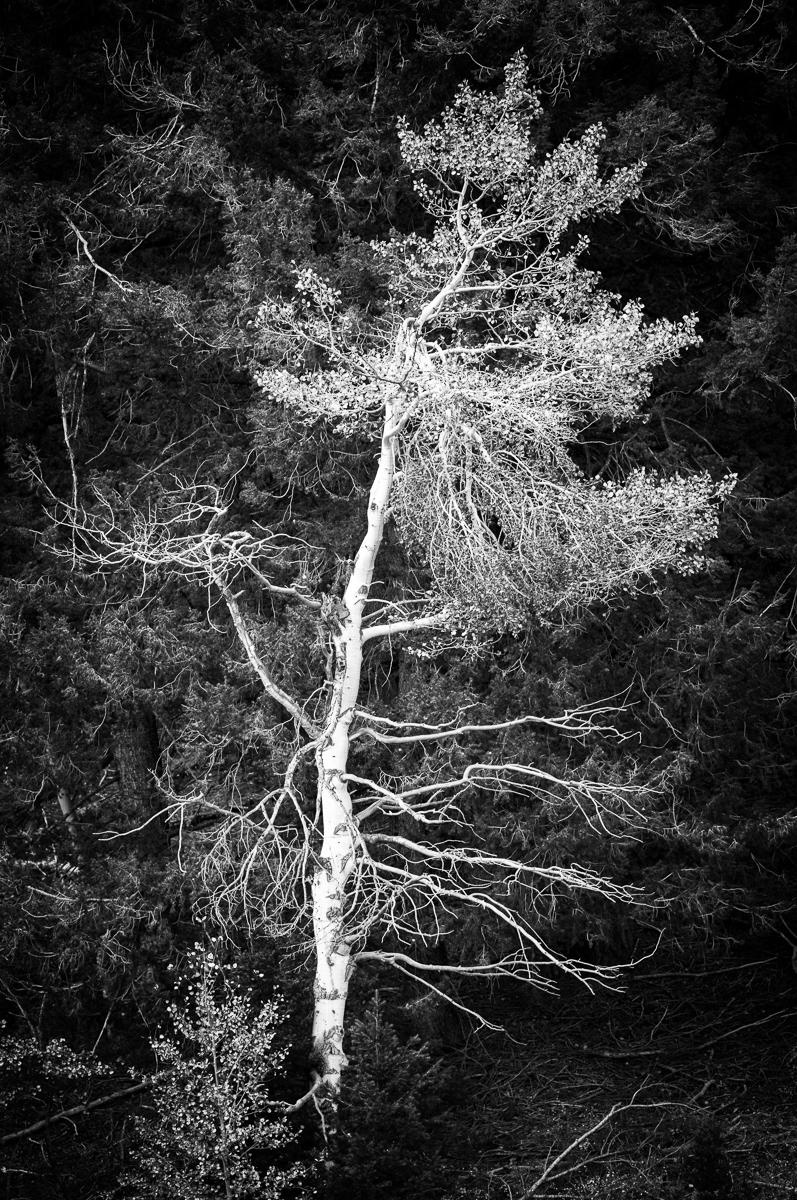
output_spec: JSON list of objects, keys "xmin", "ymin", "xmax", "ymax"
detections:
[
  {"xmin": 1, "ymin": 1068, "xmax": 321, "ymax": 1146},
  {"xmin": 352, "ymin": 699, "xmax": 637, "ymax": 745},
  {"xmin": 634, "ymin": 956, "xmax": 776, "ymax": 979},
  {"xmin": 61, "ymin": 214, "xmax": 131, "ymax": 292},
  {"xmin": 584, "ymin": 1008, "xmax": 796, "ymax": 1059},
  {"xmin": 522, "ymin": 1081, "xmax": 715, "ymax": 1196},
  {"xmin": 0, "ymin": 1080, "xmax": 148, "ymax": 1145},
  {"xmin": 665, "ymin": 4, "xmax": 791, "ymax": 75},
  {"xmin": 280, "ymin": 1071, "xmax": 323, "ymax": 1114},
  {"xmin": 217, "ymin": 579, "xmax": 319, "ymax": 737}
]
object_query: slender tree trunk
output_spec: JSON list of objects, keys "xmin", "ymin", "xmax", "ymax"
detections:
[
  {"xmin": 112, "ymin": 701, "xmax": 167, "ymax": 855},
  {"xmin": 310, "ymin": 380, "xmax": 403, "ymax": 1105}
]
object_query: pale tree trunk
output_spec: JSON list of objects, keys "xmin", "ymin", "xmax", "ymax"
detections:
[
  {"xmin": 310, "ymin": 379, "xmax": 404, "ymax": 1105},
  {"xmin": 56, "ymin": 785, "xmax": 77, "ymax": 835}
]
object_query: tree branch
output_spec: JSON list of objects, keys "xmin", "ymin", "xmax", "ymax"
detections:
[
  {"xmin": 583, "ymin": 1008, "xmax": 796, "ymax": 1060},
  {"xmin": 352, "ymin": 706, "xmax": 630, "ymax": 745},
  {"xmin": 0, "ymin": 1081, "xmax": 148, "ymax": 1145},
  {"xmin": 61, "ymin": 213, "xmax": 131, "ymax": 292},
  {"xmin": 216, "ymin": 580, "xmax": 318, "ymax": 737},
  {"xmin": 360, "ymin": 613, "xmax": 446, "ymax": 643}
]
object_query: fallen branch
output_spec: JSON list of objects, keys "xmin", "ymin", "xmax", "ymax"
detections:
[
  {"xmin": 633, "ymin": 956, "xmax": 776, "ymax": 980},
  {"xmin": 691, "ymin": 1009, "xmax": 795, "ymax": 1053},
  {"xmin": 522, "ymin": 1080, "xmax": 714, "ymax": 1196},
  {"xmin": 583, "ymin": 1008, "xmax": 795, "ymax": 1059},
  {"xmin": 0, "ymin": 1080, "xmax": 148, "ymax": 1145},
  {"xmin": 1, "ymin": 1069, "xmax": 323, "ymax": 1145},
  {"xmin": 522, "ymin": 1098, "xmax": 667, "ymax": 1195}
]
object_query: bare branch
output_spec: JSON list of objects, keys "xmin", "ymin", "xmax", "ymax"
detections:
[
  {"xmin": 356, "ymin": 951, "xmax": 505, "ymax": 1030},
  {"xmin": 584, "ymin": 1008, "xmax": 796, "ymax": 1060},
  {"xmin": 215, "ymin": 578, "xmax": 318, "ymax": 737},
  {"xmin": 279, "ymin": 1071, "xmax": 323, "ymax": 1115},
  {"xmin": 61, "ymin": 214, "xmax": 131, "ymax": 292},
  {"xmin": 665, "ymin": 4, "xmax": 791, "ymax": 75},
  {"xmin": 352, "ymin": 702, "xmax": 636, "ymax": 745},
  {"xmin": 523, "ymin": 1093, "xmax": 681, "ymax": 1195},
  {"xmin": 361, "ymin": 612, "xmax": 446, "ymax": 643},
  {"xmin": 105, "ymin": 36, "xmax": 207, "ymax": 112},
  {"xmin": 0, "ymin": 1081, "xmax": 148, "ymax": 1145}
]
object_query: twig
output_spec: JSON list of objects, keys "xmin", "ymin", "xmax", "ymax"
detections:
[
  {"xmin": 633, "ymin": 956, "xmax": 776, "ymax": 979},
  {"xmin": 0, "ymin": 976, "xmax": 40, "ymax": 1043},
  {"xmin": 692, "ymin": 1009, "xmax": 795, "ymax": 1053},
  {"xmin": 91, "ymin": 998, "xmax": 117, "ymax": 1055}
]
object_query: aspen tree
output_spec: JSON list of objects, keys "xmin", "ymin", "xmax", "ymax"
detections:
[{"xmin": 58, "ymin": 55, "xmax": 731, "ymax": 1112}]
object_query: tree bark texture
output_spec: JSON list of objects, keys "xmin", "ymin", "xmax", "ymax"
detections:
[{"xmin": 310, "ymin": 381, "xmax": 403, "ymax": 1103}]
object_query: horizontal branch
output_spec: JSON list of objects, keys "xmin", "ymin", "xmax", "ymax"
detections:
[
  {"xmin": 353, "ymin": 709, "xmax": 475, "ymax": 731},
  {"xmin": 356, "ymin": 948, "xmax": 568, "ymax": 983},
  {"xmin": 361, "ymin": 612, "xmax": 446, "ymax": 644},
  {"xmin": 356, "ymin": 951, "xmax": 505, "ymax": 1030},
  {"xmin": 353, "ymin": 708, "xmax": 627, "ymax": 746},
  {"xmin": 268, "ymin": 1071, "xmax": 323, "ymax": 1114},
  {"xmin": 363, "ymin": 832, "xmax": 637, "ymax": 902},
  {"xmin": 349, "ymin": 759, "xmax": 647, "ymax": 837}
]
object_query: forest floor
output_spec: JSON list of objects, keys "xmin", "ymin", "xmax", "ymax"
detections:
[{"xmin": 443, "ymin": 948, "xmax": 797, "ymax": 1199}]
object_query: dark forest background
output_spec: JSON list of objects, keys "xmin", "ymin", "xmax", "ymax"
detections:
[{"xmin": 1, "ymin": 1, "xmax": 797, "ymax": 1197}]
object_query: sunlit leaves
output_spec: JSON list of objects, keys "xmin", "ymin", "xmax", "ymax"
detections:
[{"xmin": 124, "ymin": 947, "xmax": 302, "ymax": 1200}]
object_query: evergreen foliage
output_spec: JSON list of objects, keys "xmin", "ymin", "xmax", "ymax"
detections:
[
  {"xmin": 1, "ymin": 2, "xmax": 796, "ymax": 1196},
  {"xmin": 330, "ymin": 993, "xmax": 445, "ymax": 1199}
]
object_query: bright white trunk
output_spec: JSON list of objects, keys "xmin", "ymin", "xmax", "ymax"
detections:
[{"xmin": 310, "ymin": 373, "xmax": 406, "ymax": 1103}]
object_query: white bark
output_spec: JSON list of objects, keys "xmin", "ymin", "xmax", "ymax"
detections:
[
  {"xmin": 310, "ymin": 367, "xmax": 406, "ymax": 1101},
  {"xmin": 57, "ymin": 785, "xmax": 77, "ymax": 834}
]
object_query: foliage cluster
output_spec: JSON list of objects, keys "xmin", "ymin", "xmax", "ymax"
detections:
[{"xmin": 118, "ymin": 947, "xmax": 303, "ymax": 1200}]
